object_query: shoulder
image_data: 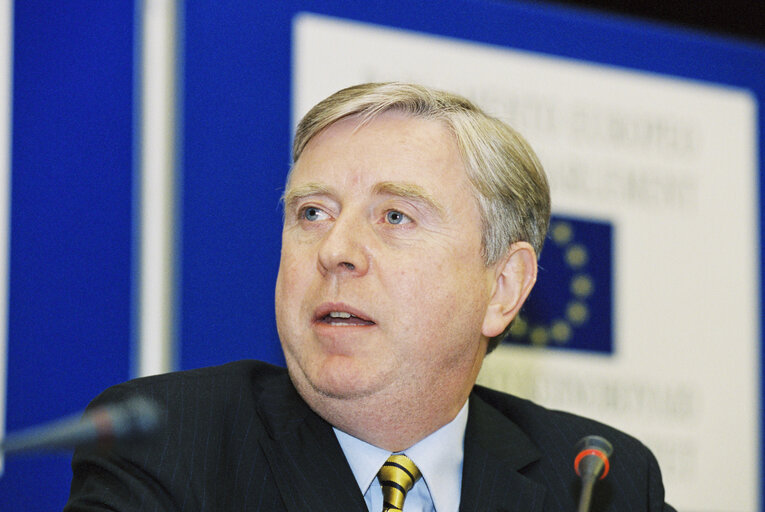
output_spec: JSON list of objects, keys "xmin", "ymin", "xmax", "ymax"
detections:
[
  {"xmin": 66, "ymin": 361, "xmax": 295, "ymax": 510},
  {"xmin": 87, "ymin": 360, "xmax": 290, "ymax": 417},
  {"xmin": 80, "ymin": 360, "xmax": 295, "ymax": 461},
  {"xmin": 469, "ymin": 385, "xmax": 672, "ymax": 510},
  {"xmin": 471, "ymin": 384, "xmax": 664, "ymax": 481}
]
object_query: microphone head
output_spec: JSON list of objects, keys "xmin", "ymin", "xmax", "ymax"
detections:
[
  {"xmin": 97, "ymin": 396, "xmax": 163, "ymax": 442},
  {"xmin": 0, "ymin": 396, "xmax": 164, "ymax": 455},
  {"xmin": 116, "ymin": 396, "xmax": 163, "ymax": 437},
  {"xmin": 574, "ymin": 435, "xmax": 613, "ymax": 480}
]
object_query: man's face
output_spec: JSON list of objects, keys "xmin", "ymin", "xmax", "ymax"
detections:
[{"xmin": 275, "ymin": 112, "xmax": 499, "ymax": 414}]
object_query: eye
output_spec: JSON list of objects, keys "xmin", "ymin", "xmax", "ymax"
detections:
[
  {"xmin": 300, "ymin": 206, "xmax": 328, "ymax": 222},
  {"xmin": 385, "ymin": 210, "xmax": 411, "ymax": 225}
]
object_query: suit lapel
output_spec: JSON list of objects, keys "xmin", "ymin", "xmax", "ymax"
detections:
[
  {"xmin": 460, "ymin": 393, "xmax": 546, "ymax": 512},
  {"xmin": 254, "ymin": 372, "xmax": 367, "ymax": 512}
]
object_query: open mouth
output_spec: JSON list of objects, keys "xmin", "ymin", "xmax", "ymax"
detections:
[{"xmin": 320, "ymin": 311, "xmax": 376, "ymax": 326}]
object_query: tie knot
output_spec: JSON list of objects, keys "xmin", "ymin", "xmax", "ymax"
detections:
[{"xmin": 378, "ymin": 454, "xmax": 422, "ymax": 511}]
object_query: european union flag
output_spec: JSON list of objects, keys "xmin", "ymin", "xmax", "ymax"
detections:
[{"xmin": 503, "ymin": 215, "xmax": 613, "ymax": 354}]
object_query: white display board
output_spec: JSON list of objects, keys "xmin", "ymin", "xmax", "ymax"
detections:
[{"xmin": 293, "ymin": 13, "xmax": 760, "ymax": 511}]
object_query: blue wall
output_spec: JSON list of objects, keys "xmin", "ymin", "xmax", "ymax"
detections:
[{"xmin": 0, "ymin": 2, "xmax": 134, "ymax": 510}]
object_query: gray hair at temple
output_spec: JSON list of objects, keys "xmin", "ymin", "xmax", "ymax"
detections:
[{"xmin": 291, "ymin": 82, "xmax": 551, "ymax": 352}]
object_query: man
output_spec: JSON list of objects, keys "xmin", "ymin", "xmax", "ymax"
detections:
[{"xmin": 65, "ymin": 83, "xmax": 674, "ymax": 511}]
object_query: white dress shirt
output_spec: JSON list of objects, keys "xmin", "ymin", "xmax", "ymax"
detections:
[{"xmin": 333, "ymin": 400, "xmax": 469, "ymax": 512}]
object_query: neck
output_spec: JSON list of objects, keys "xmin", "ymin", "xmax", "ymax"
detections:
[
  {"xmin": 291, "ymin": 369, "xmax": 479, "ymax": 452},
  {"xmin": 314, "ymin": 390, "xmax": 470, "ymax": 452}
]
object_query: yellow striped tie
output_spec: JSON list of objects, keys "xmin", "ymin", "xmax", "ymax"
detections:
[{"xmin": 378, "ymin": 454, "xmax": 422, "ymax": 511}]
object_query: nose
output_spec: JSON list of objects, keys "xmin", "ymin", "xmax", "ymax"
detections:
[{"xmin": 317, "ymin": 214, "xmax": 370, "ymax": 277}]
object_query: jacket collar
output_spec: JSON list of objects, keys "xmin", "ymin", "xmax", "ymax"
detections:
[
  {"xmin": 460, "ymin": 390, "xmax": 546, "ymax": 511},
  {"xmin": 253, "ymin": 370, "xmax": 368, "ymax": 511}
]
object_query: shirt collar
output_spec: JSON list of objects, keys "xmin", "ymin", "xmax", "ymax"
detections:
[
  {"xmin": 333, "ymin": 425, "xmax": 390, "ymax": 497},
  {"xmin": 334, "ymin": 400, "xmax": 469, "ymax": 512}
]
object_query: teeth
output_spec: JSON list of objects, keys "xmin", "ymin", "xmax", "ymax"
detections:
[{"xmin": 329, "ymin": 311, "xmax": 352, "ymax": 318}]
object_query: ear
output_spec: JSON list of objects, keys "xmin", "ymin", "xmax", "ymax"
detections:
[{"xmin": 482, "ymin": 241, "xmax": 538, "ymax": 338}]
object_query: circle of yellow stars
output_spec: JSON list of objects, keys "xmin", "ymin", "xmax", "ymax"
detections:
[{"xmin": 508, "ymin": 221, "xmax": 594, "ymax": 347}]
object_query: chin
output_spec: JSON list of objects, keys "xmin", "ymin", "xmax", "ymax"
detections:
[{"xmin": 300, "ymin": 358, "xmax": 383, "ymax": 401}]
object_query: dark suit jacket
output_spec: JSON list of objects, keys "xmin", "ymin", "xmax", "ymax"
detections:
[{"xmin": 64, "ymin": 360, "xmax": 674, "ymax": 511}]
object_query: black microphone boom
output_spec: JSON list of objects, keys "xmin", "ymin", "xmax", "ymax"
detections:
[
  {"xmin": 574, "ymin": 435, "xmax": 613, "ymax": 512},
  {"xmin": 0, "ymin": 396, "xmax": 162, "ymax": 455}
]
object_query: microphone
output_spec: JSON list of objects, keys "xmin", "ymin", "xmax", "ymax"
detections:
[
  {"xmin": 574, "ymin": 435, "xmax": 613, "ymax": 512},
  {"xmin": 1, "ymin": 396, "xmax": 163, "ymax": 455}
]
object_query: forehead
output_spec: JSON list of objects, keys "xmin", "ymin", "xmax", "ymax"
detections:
[{"xmin": 288, "ymin": 112, "xmax": 467, "ymax": 191}]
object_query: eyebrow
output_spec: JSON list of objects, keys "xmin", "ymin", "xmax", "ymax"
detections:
[
  {"xmin": 282, "ymin": 180, "xmax": 445, "ymax": 218},
  {"xmin": 282, "ymin": 182, "xmax": 333, "ymax": 209},
  {"xmin": 372, "ymin": 181, "xmax": 445, "ymax": 217}
]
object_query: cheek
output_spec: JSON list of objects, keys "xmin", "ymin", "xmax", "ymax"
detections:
[
  {"xmin": 277, "ymin": 240, "xmax": 308, "ymax": 285},
  {"xmin": 392, "ymin": 257, "xmax": 490, "ymax": 334},
  {"xmin": 388, "ymin": 267, "xmax": 461, "ymax": 331},
  {"xmin": 275, "ymin": 253, "xmax": 307, "ymax": 323}
]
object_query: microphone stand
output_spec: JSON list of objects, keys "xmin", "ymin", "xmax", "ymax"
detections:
[
  {"xmin": 574, "ymin": 435, "xmax": 613, "ymax": 512},
  {"xmin": 577, "ymin": 471, "xmax": 598, "ymax": 512}
]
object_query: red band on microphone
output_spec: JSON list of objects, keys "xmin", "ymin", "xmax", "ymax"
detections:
[{"xmin": 574, "ymin": 448, "xmax": 610, "ymax": 479}]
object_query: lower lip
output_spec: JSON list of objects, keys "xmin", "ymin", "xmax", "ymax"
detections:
[
  {"xmin": 312, "ymin": 319, "xmax": 376, "ymax": 332},
  {"xmin": 314, "ymin": 318, "xmax": 375, "ymax": 327},
  {"xmin": 311, "ymin": 321, "xmax": 377, "ymax": 352}
]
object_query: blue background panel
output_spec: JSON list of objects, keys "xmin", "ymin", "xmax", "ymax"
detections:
[
  {"xmin": 0, "ymin": 2, "xmax": 134, "ymax": 510},
  {"xmin": 179, "ymin": 1, "xmax": 294, "ymax": 369}
]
